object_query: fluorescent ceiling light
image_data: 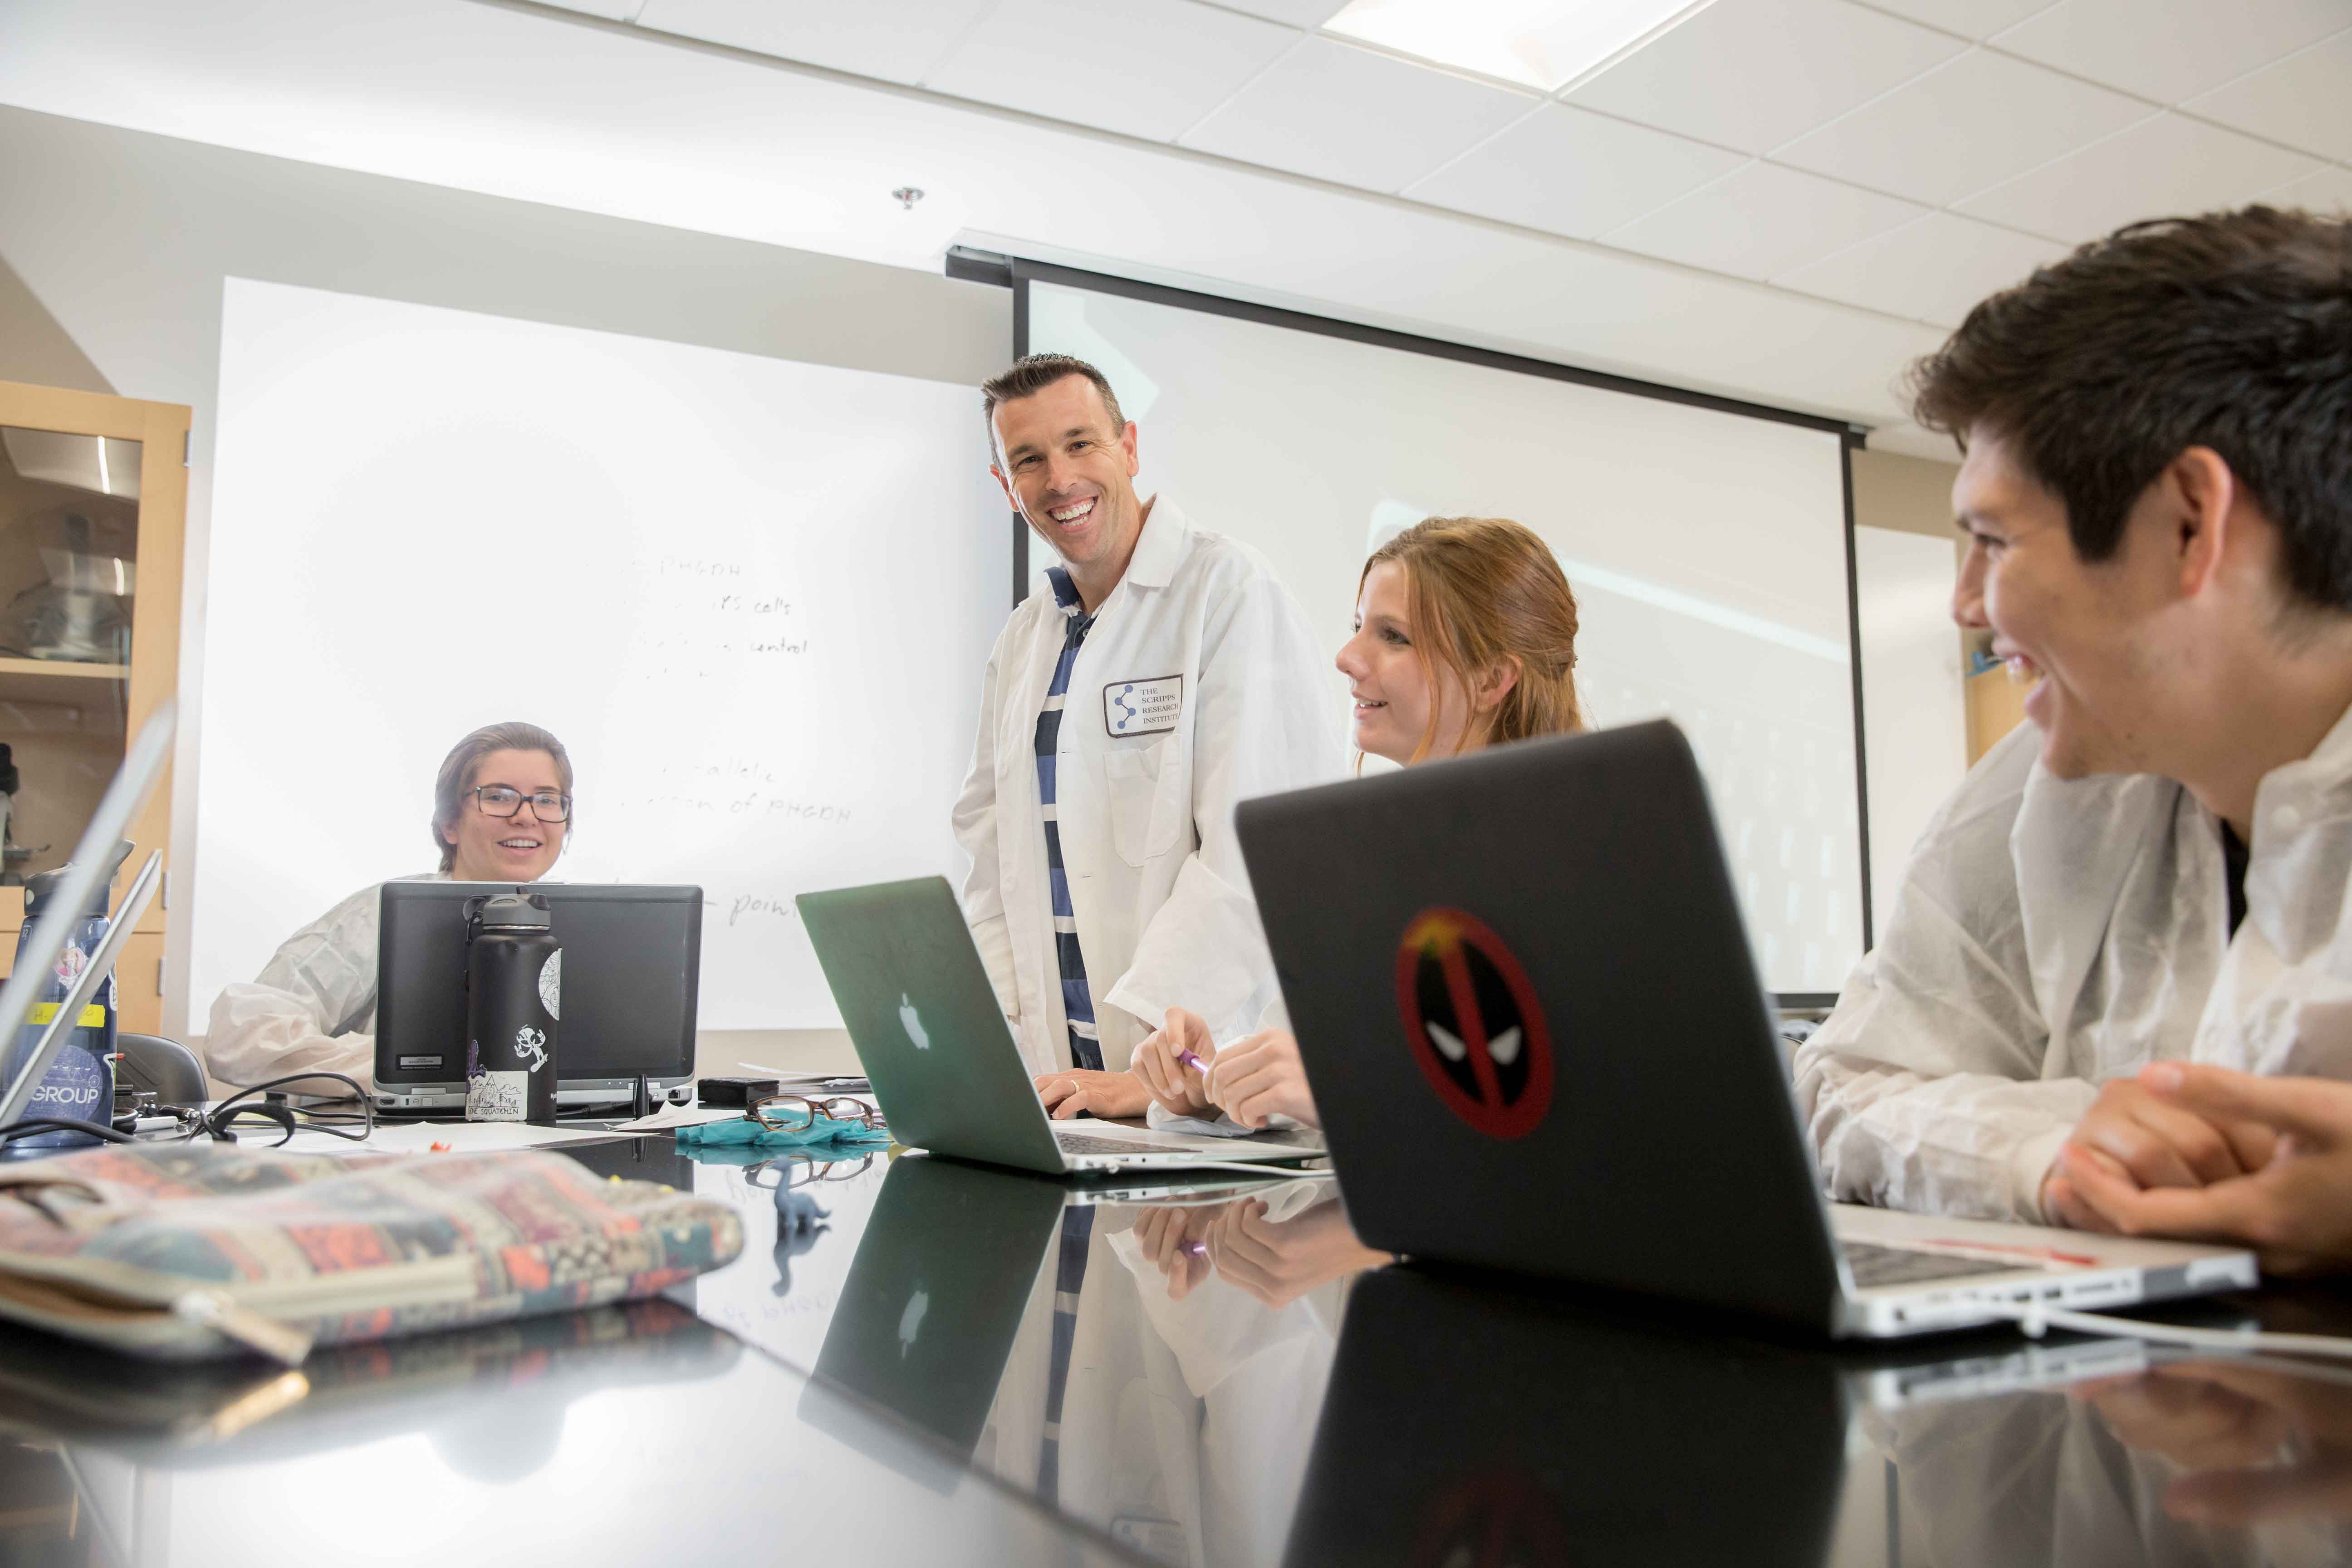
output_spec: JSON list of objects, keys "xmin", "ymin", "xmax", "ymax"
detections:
[{"xmin": 1323, "ymin": 0, "xmax": 1715, "ymax": 93}]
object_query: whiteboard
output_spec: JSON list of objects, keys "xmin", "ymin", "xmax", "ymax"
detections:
[
  {"xmin": 196, "ymin": 279, "xmax": 1005, "ymax": 1029},
  {"xmin": 1029, "ymin": 279, "xmax": 1862, "ymax": 991}
]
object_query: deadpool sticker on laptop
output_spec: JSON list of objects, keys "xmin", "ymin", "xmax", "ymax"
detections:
[{"xmin": 1394, "ymin": 907, "xmax": 1554, "ymax": 1139}]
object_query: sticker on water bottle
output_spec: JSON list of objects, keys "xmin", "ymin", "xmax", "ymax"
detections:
[
  {"xmin": 467, "ymin": 1068, "xmax": 528, "ymax": 1122},
  {"xmin": 539, "ymin": 950, "xmax": 562, "ymax": 1020}
]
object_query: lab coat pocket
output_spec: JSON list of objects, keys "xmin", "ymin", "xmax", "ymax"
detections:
[{"xmin": 1103, "ymin": 742, "xmax": 1182, "ymax": 868}]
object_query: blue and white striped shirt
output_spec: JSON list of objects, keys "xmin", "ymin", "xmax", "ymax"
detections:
[{"xmin": 1036, "ymin": 566, "xmax": 1102, "ymax": 1072}]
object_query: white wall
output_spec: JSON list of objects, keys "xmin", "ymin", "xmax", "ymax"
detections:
[
  {"xmin": 1854, "ymin": 524, "xmax": 1966, "ymax": 942},
  {"xmin": 0, "ymin": 103, "xmax": 1007, "ymax": 1063}
]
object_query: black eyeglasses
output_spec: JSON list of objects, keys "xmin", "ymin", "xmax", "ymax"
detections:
[{"xmin": 473, "ymin": 785, "xmax": 572, "ymax": 822}]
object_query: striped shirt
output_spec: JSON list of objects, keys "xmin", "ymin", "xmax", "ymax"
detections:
[{"xmin": 1036, "ymin": 566, "xmax": 1102, "ymax": 1072}]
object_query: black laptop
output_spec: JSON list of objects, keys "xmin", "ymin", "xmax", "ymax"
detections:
[
  {"xmin": 373, "ymin": 881, "xmax": 701, "ymax": 1112},
  {"xmin": 1235, "ymin": 720, "xmax": 2254, "ymax": 1338}
]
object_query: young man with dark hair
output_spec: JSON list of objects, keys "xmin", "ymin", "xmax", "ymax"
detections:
[
  {"xmin": 955, "ymin": 354, "xmax": 1343, "ymax": 1118},
  {"xmin": 1793, "ymin": 206, "xmax": 2352, "ymax": 1241}
]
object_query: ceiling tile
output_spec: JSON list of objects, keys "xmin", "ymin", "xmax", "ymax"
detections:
[
  {"xmin": 1777, "ymin": 211, "xmax": 2068, "ymax": 323},
  {"xmin": 922, "ymin": 0, "xmax": 1298, "ymax": 143},
  {"xmin": 1854, "ymin": 0, "xmax": 2057, "ymax": 38},
  {"xmin": 633, "ymin": 0, "xmax": 996, "ymax": 85},
  {"xmin": 1565, "ymin": 0, "xmax": 1964, "ymax": 155},
  {"xmin": 1600, "ymin": 158, "xmax": 1929, "ymax": 278},
  {"xmin": 1406, "ymin": 102, "xmax": 1745, "ymax": 238},
  {"xmin": 1955, "ymin": 113, "xmax": 2323, "ymax": 242},
  {"xmin": 1775, "ymin": 47, "xmax": 2149, "ymax": 205},
  {"xmin": 1214, "ymin": 0, "xmax": 1345, "ymax": 22},
  {"xmin": 2264, "ymin": 163, "xmax": 2352, "ymax": 216},
  {"xmin": 1992, "ymin": 0, "xmax": 2350, "ymax": 106},
  {"xmin": 1179, "ymin": 36, "xmax": 1536, "ymax": 192},
  {"xmin": 2185, "ymin": 29, "xmax": 2352, "ymax": 162}
]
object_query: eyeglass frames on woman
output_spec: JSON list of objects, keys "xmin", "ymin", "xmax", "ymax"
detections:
[{"xmin": 472, "ymin": 785, "xmax": 572, "ymax": 822}]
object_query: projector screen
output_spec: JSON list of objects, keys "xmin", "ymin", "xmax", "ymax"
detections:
[
  {"xmin": 196, "ymin": 279, "xmax": 1005, "ymax": 1030},
  {"xmin": 1026, "ymin": 272, "xmax": 1866, "ymax": 994}
]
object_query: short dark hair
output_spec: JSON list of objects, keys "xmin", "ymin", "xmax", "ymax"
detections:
[
  {"xmin": 980, "ymin": 354, "xmax": 1126, "ymax": 461},
  {"xmin": 1908, "ymin": 205, "xmax": 2352, "ymax": 610},
  {"xmin": 432, "ymin": 721, "xmax": 573, "ymax": 871}
]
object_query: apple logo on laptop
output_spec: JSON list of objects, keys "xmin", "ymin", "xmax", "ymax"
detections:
[
  {"xmin": 899, "ymin": 994, "xmax": 931, "ymax": 1051},
  {"xmin": 899, "ymin": 1287, "xmax": 929, "ymax": 1357}
]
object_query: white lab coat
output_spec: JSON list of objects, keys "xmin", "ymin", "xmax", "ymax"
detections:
[
  {"xmin": 1795, "ymin": 700, "xmax": 2352, "ymax": 1223},
  {"xmin": 204, "ymin": 873, "xmax": 444, "ymax": 1091},
  {"xmin": 954, "ymin": 495, "xmax": 1346, "ymax": 1076}
]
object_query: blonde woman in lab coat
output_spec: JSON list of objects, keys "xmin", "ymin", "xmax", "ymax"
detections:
[
  {"xmin": 1130, "ymin": 515, "xmax": 1585, "ymax": 1131},
  {"xmin": 204, "ymin": 721, "xmax": 573, "ymax": 1090}
]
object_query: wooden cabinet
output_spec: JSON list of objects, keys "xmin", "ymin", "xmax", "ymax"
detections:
[
  {"xmin": 1965, "ymin": 665, "xmax": 2032, "ymax": 765},
  {"xmin": 0, "ymin": 380, "xmax": 188, "ymax": 1037}
]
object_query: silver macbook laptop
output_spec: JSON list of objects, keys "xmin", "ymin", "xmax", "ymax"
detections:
[
  {"xmin": 1235, "ymin": 719, "xmax": 2257, "ymax": 1338},
  {"xmin": 796, "ymin": 877, "xmax": 1324, "ymax": 1176}
]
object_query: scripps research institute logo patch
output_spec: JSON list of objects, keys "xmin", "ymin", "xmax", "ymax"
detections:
[
  {"xmin": 1394, "ymin": 907, "xmax": 1554, "ymax": 1139},
  {"xmin": 1102, "ymin": 675, "xmax": 1182, "ymax": 737}
]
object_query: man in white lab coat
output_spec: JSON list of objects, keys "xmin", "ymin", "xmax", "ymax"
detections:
[
  {"xmin": 954, "ymin": 354, "xmax": 1343, "ymax": 1118},
  {"xmin": 1793, "ymin": 206, "xmax": 2352, "ymax": 1234}
]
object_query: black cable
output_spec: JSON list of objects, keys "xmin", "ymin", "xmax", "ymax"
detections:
[
  {"xmin": 0, "ymin": 1117, "xmax": 135, "ymax": 1148},
  {"xmin": 199, "ymin": 1071, "xmax": 376, "ymax": 1147}
]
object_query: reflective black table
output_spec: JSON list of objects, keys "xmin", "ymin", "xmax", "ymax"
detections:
[{"xmin": 6, "ymin": 1128, "xmax": 2352, "ymax": 1567}]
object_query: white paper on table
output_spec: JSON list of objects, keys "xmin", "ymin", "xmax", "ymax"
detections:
[
  {"xmin": 232, "ymin": 1121, "xmax": 630, "ymax": 1157},
  {"xmin": 608, "ymin": 1102, "xmax": 744, "ymax": 1134}
]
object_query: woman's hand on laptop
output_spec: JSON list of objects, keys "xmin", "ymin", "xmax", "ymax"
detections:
[
  {"xmin": 1132, "ymin": 1008, "xmax": 1218, "ymax": 1117},
  {"xmin": 1034, "ymin": 1069, "xmax": 1152, "ymax": 1121},
  {"xmin": 1205, "ymin": 1031, "xmax": 1321, "ymax": 1131},
  {"xmin": 2052, "ymin": 1063, "xmax": 2352, "ymax": 1274}
]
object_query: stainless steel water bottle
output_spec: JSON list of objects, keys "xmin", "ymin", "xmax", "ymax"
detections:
[
  {"xmin": 465, "ymin": 894, "xmax": 562, "ymax": 1126},
  {"xmin": 4, "ymin": 843, "xmax": 132, "ymax": 1150}
]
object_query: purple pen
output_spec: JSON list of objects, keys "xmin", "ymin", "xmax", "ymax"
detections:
[{"xmin": 1175, "ymin": 1048, "xmax": 1206, "ymax": 1073}]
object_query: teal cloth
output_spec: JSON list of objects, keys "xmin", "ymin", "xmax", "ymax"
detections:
[{"xmin": 674, "ymin": 1115, "xmax": 891, "ymax": 1153}]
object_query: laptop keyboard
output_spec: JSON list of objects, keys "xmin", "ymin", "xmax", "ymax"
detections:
[
  {"xmin": 1055, "ymin": 1132, "xmax": 1161, "ymax": 1158},
  {"xmin": 1844, "ymin": 1241, "xmax": 2038, "ymax": 1289}
]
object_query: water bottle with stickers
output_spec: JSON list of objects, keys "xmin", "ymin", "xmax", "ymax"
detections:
[
  {"xmin": 3, "ymin": 843, "xmax": 133, "ymax": 1151},
  {"xmin": 464, "ymin": 894, "xmax": 562, "ymax": 1127}
]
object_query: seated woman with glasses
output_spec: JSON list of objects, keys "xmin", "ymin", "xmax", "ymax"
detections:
[
  {"xmin": 204, "ymin": 721, "xmax": 575, "ymax": 1091},
  {"xmin": 1122, "ymin": 517, "xmax": 1582, "ymax": 1132}
]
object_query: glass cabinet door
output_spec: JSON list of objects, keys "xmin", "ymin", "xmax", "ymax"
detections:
[{"xmin": 0, "ymin": 423, "xmax": 139, "ymax": 887}]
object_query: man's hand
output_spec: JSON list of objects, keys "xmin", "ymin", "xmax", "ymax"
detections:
[
  {"xmin": 2079, "ymin": 1360, "xmax": 2352, "ymax": 1524},
  {"xmin": 2041, "ymin": 1072, "xmax": 2277, "ymax": 1230},
  {"xmin": 1034, "ymin": 1068, "xmax": 1152, "ymax": 1122},
  {"xmin": 1205, "ymin": 1030, "xmax": 1321, "ymax": 1130},
  {"xmin": 1130, "ymin": 1007, "xmax": 1217, "ymax": 1117},
  {"xmin": 2055, "ymin": 1063, "xmax": 2352, "ymax": 1274}
]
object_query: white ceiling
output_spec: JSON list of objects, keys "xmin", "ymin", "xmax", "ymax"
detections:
[{"xmin": 0, "ymin": 0, "xmax": 2345, "ymax": 458}]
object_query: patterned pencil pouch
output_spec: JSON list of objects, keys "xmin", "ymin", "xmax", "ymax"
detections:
[{"xmin": 0, "ymin": 1142, "xmax": 743, "ymax": 1364}]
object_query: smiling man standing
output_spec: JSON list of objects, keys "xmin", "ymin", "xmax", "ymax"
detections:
[
  {"xmin": 1794, "ymin": 206, "xmax": 2352, "ymax": 1231},
  {"xmin": 954, "ymin": 354, "xmax": 1343, "ymax": 1119}
]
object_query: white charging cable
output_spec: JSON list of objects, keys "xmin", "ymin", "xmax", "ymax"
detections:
[
  {"xmin": 1986, "ymin": 1300, "xmax": 2352, "ymax": 1361},
  {"xmin": 1173, "ymin": 1161, "xmax": 1337, "ymax": 1181}
]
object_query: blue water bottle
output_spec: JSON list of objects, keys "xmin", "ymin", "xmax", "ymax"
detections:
[{"xmin": 3, "ymin": 843, "xmax": 132, "ymax": 1152}]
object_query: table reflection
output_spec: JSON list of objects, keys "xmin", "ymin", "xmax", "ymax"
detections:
[{"xmin": 794, "ymin": 1155, "xmax": 1383, "ymax": 1564}]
